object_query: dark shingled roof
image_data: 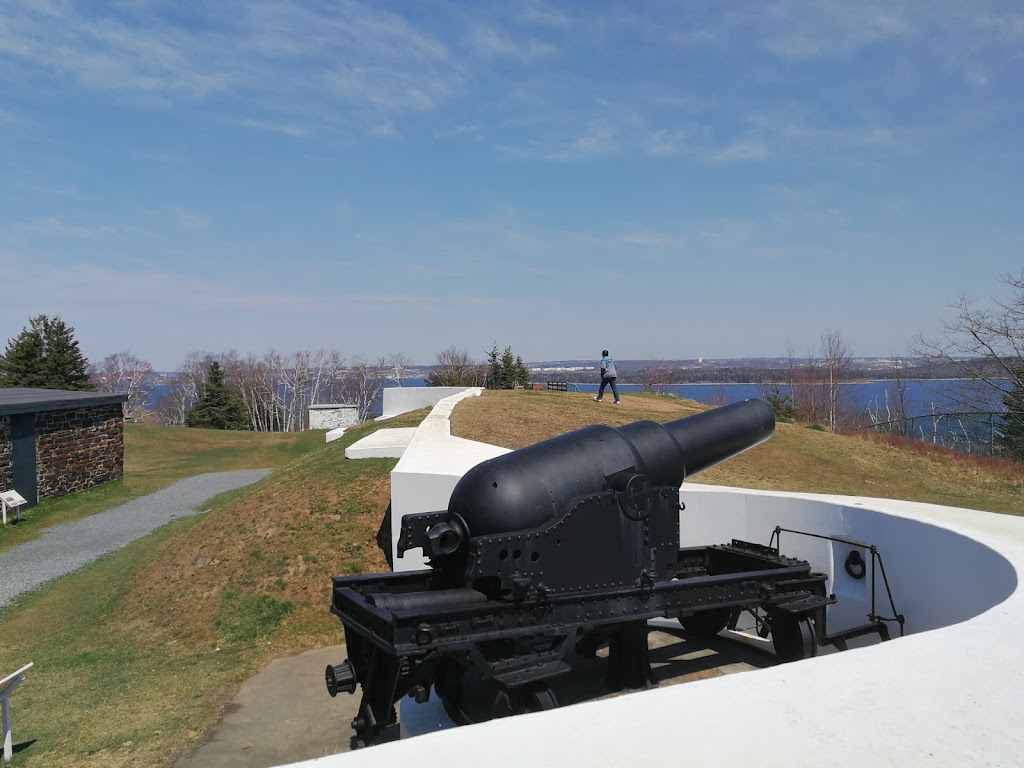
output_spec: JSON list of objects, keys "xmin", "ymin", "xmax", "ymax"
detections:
[{"xmin": 0, "ymin": 388, "xmax": 128, "ymax": 416}]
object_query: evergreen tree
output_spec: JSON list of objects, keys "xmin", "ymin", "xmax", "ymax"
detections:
[
  {"xmin": 0, "ymin": 315, "xmax": 93, "ymax": 390},
  {"xmin": 482, "ymin": 344, "xmax": 532, "ymax": 389},
  {"xmin": 499, "ymin": 346, "xmax": 517, "ymax": 389},
  {"xmin": 996, "ymin": 371, "xmax": 1024, "ymax": 461},
  {"xmin": 513, "ymin": 354, "xmax": 531, "ymax": 389},
  {"xmin": 764, "ymin": 384, "xmax": 797, "ymax": 421},
  {"xmin": 485, "ymin": 343, "xmax": 501, "ymax": 390},
  {"xmin": 186, "ymin": 362, "xmax": 250, "ymax": 430}
]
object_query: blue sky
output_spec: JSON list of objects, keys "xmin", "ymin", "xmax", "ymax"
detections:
[{"xmin": 1, "ymin": 1, "xmax": 1022, "ymax": 369}]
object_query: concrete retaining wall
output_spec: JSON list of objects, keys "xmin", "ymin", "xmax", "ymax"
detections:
[
  {"xmin": 380, "ymin": 387, "xmax": 479, "ymax": 420},
  {"xmin": 388, "ymin": 388, "xmax": 509, "ymax": 571}
]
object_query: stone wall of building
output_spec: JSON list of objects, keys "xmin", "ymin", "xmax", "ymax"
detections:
[
  {"xmin": 0, "ymin": 416, "xmax": 11, "ymax": 492},
  {"xmin": 35, "ymin": 404, "xmax": 124, "ymax": 500},
  {"xmin": 308, "ymin": 405, "xmax": 360, "ymax": 431}
]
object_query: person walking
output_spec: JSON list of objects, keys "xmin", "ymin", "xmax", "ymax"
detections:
[{"xmin": 594, "ymin": 349, "xmax": 620, "ymax": 404}]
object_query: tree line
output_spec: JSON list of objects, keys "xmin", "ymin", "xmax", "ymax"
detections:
[
  {"xmin": 1, "ymin": 268, "xmax": 1020, "ymax": 458},
  {"xmin": 0, "ymin": 321, "xmax": 412, "ymax": 431},
  {"xmin": 425, "ymin": 343, "xmax": 530, "ymax": 389}
]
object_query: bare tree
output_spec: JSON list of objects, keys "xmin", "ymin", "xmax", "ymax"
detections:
[
  {"xmin": 788, "ymin": 347, "xmax": 825, "ymax": 424},
  {"xmin": 867, "ymin": 355, "xmax": 914, "ymax": 435},
  {"xmin": 820, "ymin": 329, "xmax": 855, "ymax": 432},
  {"xmin": 387, "ymin": 353, "xmax": 414, "ymax": 387},
  {"xmin": 153, "ymin": 347, "xmax": 419, "ymax": 431},
  {"xmin": 707, "ymin": 386, "xmax": 730, "ymax": 407},
  {"xmin": 90, "ymin": 351, "xmax": 154, "ymax": 419},
  {"xmin": 335, "ymin": 356, "xmax": 391, "ymax": 422},
  {"xmin": 228, "ymin": 352, "xmax": 282, "ymax": 432},
  {"xmin": 153, "ymin": 350, "xmax": 207, "ymax": 425},
  {"xmin": 426, "ymin": 347, "xmax": 486, "ymax": 387},
  {"xmin": 912, "ymin": 269, "xmax": 1024, "ymax": 412},
  {"xmin": 641, "ymin": 358, "xmax": 677, "ymax": 395}
]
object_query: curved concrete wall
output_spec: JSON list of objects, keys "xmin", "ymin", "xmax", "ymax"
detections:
[
  {"xmin": 292, "ymin": 485, "xmax": 1024, "ymax": 768},
  {"xmin": 681, "ymin": 486, "xmax": 1017, "ymax": 636}
]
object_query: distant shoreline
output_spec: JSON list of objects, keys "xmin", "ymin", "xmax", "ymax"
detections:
[{"xmin": 555, "ymin": 378, "xmax": 986, "ymax": 387}]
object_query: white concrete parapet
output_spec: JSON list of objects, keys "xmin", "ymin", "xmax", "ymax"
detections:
[
  {"xmin": 379, "ymin": 387, "xmax": 479, "ymax": 420},
  {"xmin": 388, "ymin": 388, "xmax": 509, "ymax": 571},
  {"xmin": 282, "ymin": 484, "xmax": 1024, "ymax": 768},
  {"xmin": 344, "ymin": 428, "xmax": 418, "ymax": 460}
]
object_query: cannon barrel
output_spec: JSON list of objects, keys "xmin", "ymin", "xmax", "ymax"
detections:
[{"xmin": 447, "ymin": 399, "xmax": 774, "ymax": 537}]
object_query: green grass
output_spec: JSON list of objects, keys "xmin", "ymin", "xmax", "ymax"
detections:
[
  {"xmin": 0, "ymin": 512, "xmax": 263, "ymax": 767},
  {"xmin": 0, "ymin": 410, "xmax": 430, "ymax": 767},
  {"xmin": 213, "ymin": 591, "xmax": 294, "ymax": 644},
  {"xmin": 0, "ymin": 395, "xmax": 1019, "ymax": 766}
]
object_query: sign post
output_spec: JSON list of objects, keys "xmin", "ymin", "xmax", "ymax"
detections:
[{"xmin": 0, "ymin": 491, "xmax": 28, "ymax": 526}]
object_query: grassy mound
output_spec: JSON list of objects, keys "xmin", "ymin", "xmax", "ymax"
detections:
[
  {"xmin": 1, "ymin": 391, "xmax": 1020, "ymax": 766},
  {"xmin": 0, "ymin": 411, "xmax": 425, "ymax": 767},
  {"xmin": 451, "ymin": 390, "xmax": 1024, "ymax": 515}
]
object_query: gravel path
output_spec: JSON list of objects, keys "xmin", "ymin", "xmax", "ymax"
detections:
[{"xmin": 0, "ymin": 470, "xmax": 271, "ymax": 608}]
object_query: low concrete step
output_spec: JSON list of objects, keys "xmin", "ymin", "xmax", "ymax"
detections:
[{"xmin": 344, "ymin": 428, "xmax": 418, "ymax": 459}]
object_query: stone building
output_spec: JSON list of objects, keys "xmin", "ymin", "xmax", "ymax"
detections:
[
  {"xmin": 308, "ymin": 403, "xmax": 359, "ymax": 431},
  {"xmin": 0, "ymin": 388, "xmax": 128, "ymax": 507}
]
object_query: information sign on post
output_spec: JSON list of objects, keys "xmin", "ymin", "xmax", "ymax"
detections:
[{"xmin": 0, "ymin": 491, "xmax": 27, "ymax": 526}]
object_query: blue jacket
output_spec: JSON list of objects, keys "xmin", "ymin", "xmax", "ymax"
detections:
[{"xmin": 601, "ymin": 356, "xmax": 617, "ymax": 378}]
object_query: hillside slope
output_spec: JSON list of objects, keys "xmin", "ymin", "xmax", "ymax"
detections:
[
  {"xmin": 3, "ymin": 392, "xmax": 1020, "ymax": 766},
  {"xmin": 450, "ymin": 390, "xmax": 1023, "ymax": 516}
]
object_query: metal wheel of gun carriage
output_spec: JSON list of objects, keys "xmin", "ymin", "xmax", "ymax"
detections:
[{"xmin": 326, "ymin": 400, "xmax": 891, "ymax": 747}]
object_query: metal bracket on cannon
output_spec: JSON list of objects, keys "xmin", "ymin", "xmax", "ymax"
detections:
[{"xmin": 398, "ymin": 511, "xmax": 469, "ymax": 560}]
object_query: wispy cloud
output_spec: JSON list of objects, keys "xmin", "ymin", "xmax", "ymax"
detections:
[
  {"xmin": 0, "ymin": 0, "xmax": 461, "ymax": 136},
  {"xmin": 466, "ymin": 25, "xmax": 558, "ymax": 61},
  {"xmin": 19, "ymin": 216, "xmax": 113, "ymax": 239},
  {"xmin": 5, "ymin": 1, "xmax": 1015, "ymax": 160},
  {"xmin": 621, "ymin": 232, "xmax": 684, "ymax": 248}
]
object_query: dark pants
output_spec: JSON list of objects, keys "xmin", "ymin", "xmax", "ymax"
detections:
[{"xmin": 597, "ymin": 377, "xmax": 619, "ymax": 402}]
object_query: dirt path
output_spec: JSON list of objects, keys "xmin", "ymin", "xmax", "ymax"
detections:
[
  {"xmin": 172, "ymin": 623, "xmax": 777, "ymax": 767},
  {"xmin": 173, "ymin": 645, "xmax": 357, "ymax": 768},
  {"xmin": 0, "ymin": 470, "xmax": 271, "ymax": 607}
]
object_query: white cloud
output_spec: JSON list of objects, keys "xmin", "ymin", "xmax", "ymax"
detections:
[{"xmin": 0, "ymin": 0, "xmax": 461, "ymax": 136}]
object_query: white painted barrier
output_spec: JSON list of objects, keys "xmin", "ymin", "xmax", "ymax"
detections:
[
  {"xmin": 379, "ymin": 387, "xmax": 479, "ymax": 420},
  {"xmin": 0, "ymin": 663, "xmax": 31, "ymax": 763},
  {"xmin": 680, "ymin": 486, "xmax": 1017, "ymax": 637},
  {"xmin": 388, "ymin": 389, "xmax": 509, "ymax": 571}
]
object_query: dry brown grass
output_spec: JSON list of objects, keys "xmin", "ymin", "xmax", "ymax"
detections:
[
  {"xmin": 5, "ymin": 391, "xmax": 1023, "ymax": 767},
  {"xmin": 451, "ymin": 390, "xmax": 1024, "ymax": 515},
  {"xmin": 0, "ymin": 411, "xmax": 428, "ymax": 768}
]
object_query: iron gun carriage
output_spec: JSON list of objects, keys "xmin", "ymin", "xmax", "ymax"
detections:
[{"xmin": 326, "ymin": 400, "xmax": 888, "ymax": 746}]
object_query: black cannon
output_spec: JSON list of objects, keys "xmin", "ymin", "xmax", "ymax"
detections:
[{"xmin": 326, "ymin": 400, "xmax": 886, "ymax": 747}]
